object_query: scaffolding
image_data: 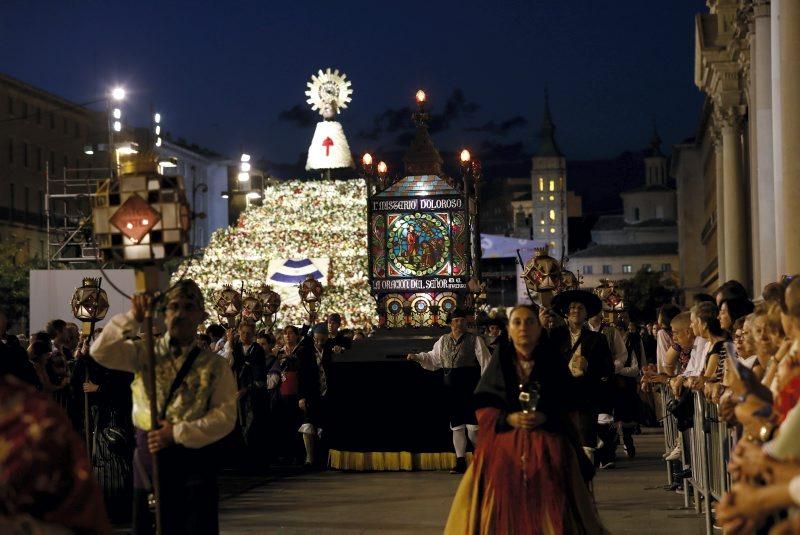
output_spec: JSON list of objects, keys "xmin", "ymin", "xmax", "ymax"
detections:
[{"xmin": 45, "ymin": 162, "xmax": 110, "ymax": 269}]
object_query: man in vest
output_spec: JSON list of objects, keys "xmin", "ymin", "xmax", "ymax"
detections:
[
  {"xmin": 550, "ymin": 290, "xmax": 615, "ymax": 465},
  {"xmin": 91, "ymin": 280, "xmax": 237, "ymax": 534},
  {"xmin": 407, "ymin": 309, "xmax": 492, "ymax": 474}
]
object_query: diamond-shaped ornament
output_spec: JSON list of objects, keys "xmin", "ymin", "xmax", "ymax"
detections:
[{"xmin": 109, "ymin": 194, "xmax": 161, "ymax": 243}]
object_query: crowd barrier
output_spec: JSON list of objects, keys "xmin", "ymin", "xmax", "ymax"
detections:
[{"xmin": 659, "ymin": 386, "xmax": 736, "ymax": 535}]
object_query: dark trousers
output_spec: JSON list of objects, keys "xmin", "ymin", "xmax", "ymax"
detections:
[
  {"xmin": 574, "ymin": 409, "xmax": 598, "ymax": 448},
  {"xmin": 133, "ymin": 431, "xmax": 220, "ymax": 535}
]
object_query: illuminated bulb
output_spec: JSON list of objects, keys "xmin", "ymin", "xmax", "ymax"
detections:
[
  {"xmin": 155, "ymin": 125, "xmax": 161, "ymax": 135},
  {"xmin": 362, "ymin": 153, "xmax": 373, "ymax": 166},
  {"xmin": 156, "ymin": 138, "xmax": 162, "ymax": 147},
  {"xmin": 377, "ymin": 161, "xmax": 388, "ymax": 174},
  {"xmin": 246, "ymin": 191, "xmax": 261, "ymax": 200},
  {"xmin": 240, "ymin": 162, "xmax": 251, "ymax": 172},
  {"xmin": 126, "ymin": 222, "xmax": 134, "ymax": 230},
  {"xmin": 141, "ymin": 218, "xmax": 149, "ymax": 226},
  {"xmin": 240, "ymin": 153, "xmax": 251, "ymax": 162},
  {"xmin": 460, "ymin": 149, "xmax": 471, "ymax": 163},
  {"xmin": 113, "ymin": 121, "xmax": 122, "ymax": 132},
  {"xmin": 415, "ymin": 90, "xmax": 426, "ymax": 103},
  {"xmin": 154, "ymin": 113, "xmax": 161, "ymax": 124},
  {"xmin": 112, "ymin": 108, "xmax": 122, "ymax": 119},
  {"xmin": 237, "ymin": 172, "xmax": 250, "ymax": 182},
  {"xmin": 111, "ymin": 87, "xmax": 126, "ymax": 100}
]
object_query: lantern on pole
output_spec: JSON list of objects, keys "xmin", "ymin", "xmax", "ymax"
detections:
[
  {"xmin": 298, "ymin": 276, "xmax": 324, "ymax": 324},
  {"xmin": 71, "ymin": 277, "xmax": 110, "ymax": 325},
  {"xmin": 241, "ymin": 292, "xmax": 264, "ymax": 323},
  {"xmin": 214, "ymin": 285, "xmax": 243, "ymax": 327},
  {"xmin": 70, "ymin": 277, "xmax": 110, "ymax": 457},
  {"xmin": 256, "ymin": 284, "xmax": 282, "ymax": 332},
  {"xmin": 521, "ymin": 246, "xmax": 563, "ymax": 308}
]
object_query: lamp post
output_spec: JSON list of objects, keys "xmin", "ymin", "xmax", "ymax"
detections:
[
  {"xmin": 298, "ymin": 275, "xmax": 324, "ymax": 325},
  {"xmin": 361, "ymin": 152, "xmax": 374, "ymax": 195},
  {"xmin": 71, "ymin": 277, "xmax": 110, "ymax": 456},
  {"xmin": 107, "ymin": 87, "xmax": 125, "ymax": 179}
]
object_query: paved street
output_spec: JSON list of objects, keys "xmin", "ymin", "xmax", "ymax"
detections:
[{"xmin": 218, "ymin": 429, "xmax": 707, "ymax": 534}]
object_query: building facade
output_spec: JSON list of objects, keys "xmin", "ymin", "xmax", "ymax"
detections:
[
  {"xmin": 570, "ymin": 132, "xmax": 679, "ymax": 288},
  {"xmin": 673, "ymin": 0, "xmax": 800, "ymax": 299},
  {"xmin": 0, "ymin": 73, "xmax": 102, "ymax": 262}
]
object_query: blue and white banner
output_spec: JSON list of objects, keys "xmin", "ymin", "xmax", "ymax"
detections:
[{"xmin": 267, "ymin": 258, "xmax": 330, "ymax": 305}]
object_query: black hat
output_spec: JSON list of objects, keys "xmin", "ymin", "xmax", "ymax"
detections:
[
  {"xmin": 446, "ymin": 308, "xmax": 469, "ymax": 323},
  {"xmin": 551, "ymin": 290, "xmax": 603, "ymax": 319}
]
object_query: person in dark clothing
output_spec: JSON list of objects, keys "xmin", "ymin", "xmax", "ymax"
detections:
[
  {"xmin": 326, "ymin": 313, "xmax": 351, "ymax": 351},
  {"xmin": 550, "ymin": 290, "xmax": 615, "ymax": 461},
  {"xmin": 224, "ymin": 319, "xmax": 269, "ymax": 470}
]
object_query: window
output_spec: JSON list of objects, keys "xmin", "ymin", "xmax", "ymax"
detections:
[
  {"xmin": 49, "ymin": 151, "xmax": 55, "ymax": 171},
  {"xmin": 538, "ymin": 177, "xmax": 544, "ymax": 191},
  {"xmin": 643, "ymin": 263, "xmax": 652, "ymax": 272},
  {"xmin": 634, "ymin": 207, "xmax": 640, "ymax": 221},
  {"xmin": 63, "ymin": 155, "xmax": 69, "ymax": 170},
  {"xmin": 549, "ymin": 209, "xmax": 556, "ymax": 221},
  {"xmin": 49, "ymin": 112, "xmax": 55, "ymax": 129},
  {"xmin": 622, "ymin": 264, "xmax": 633, "ymax": 274},
  {"xmin": 22, "ymin": 142, "xmax": 28, "ymax": 168},
  {"xmin": 21, "ymin": 100, "xmax": 27, "ymax": 120},
  {"xmin": 7, "ymin": 96, "xmax": 12, "ymax": 116},
  {"xmin": 661, "ymin": 263, "xmax": 672, "ymax": 272},
  {"xmin": 549, "ymin": 227, "xmax": 556, "ymax": 234},
  {"xmin": 602, "ymin": 265, "xmax": 612, "ymax": 274},
  {"xmin": 549, "ymin": 195, "xmax": 555, "ymax": 201},
  {"xmin": 549, "ymin": 180, "xmax": 555, "ymax": 191},
  {"xmin": 63, "ymin": 117, "xmax": 68, "ymax": 134},
  {"xmin": 7, "ymin": 138, "xmax": 13, "ymax": 164},
  {"xmin": 584, "ymin": 265, "xmax": 594, "ymax": 275},
  {"xmin": 36, "ymin": 106, "xmax": 41, "ymax": 124},
  {"xmin": 656, "ymin": 205, "xmax": 664, "ymax": 219},
  {"xmin": 36, "ymin": 147, "xmax": 42, "ymax": 171},
  {"xmin": 74, "ymin": 122, "xmax": 80, "ymax": 138},
  {"xmin": 24, "ymin": 187, "xmax": 29, "ymax": 214}
]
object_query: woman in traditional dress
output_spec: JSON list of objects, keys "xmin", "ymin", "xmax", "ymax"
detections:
[{"xmin": 445, "ymin": 304, "xmax": 607, "ymax": 535}]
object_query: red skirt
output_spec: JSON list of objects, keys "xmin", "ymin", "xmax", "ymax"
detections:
[{"xmin": 445, "ymin": 407, "xmax": 608, "ymax": 535}]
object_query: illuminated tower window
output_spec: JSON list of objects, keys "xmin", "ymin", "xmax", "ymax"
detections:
[
  {"xmin": 549, "ymin": 195, "xmax": 555, "ymax": 201},
  {"xmin": 549, "ymin": 180, "xmax": 555, "ymax": 191},
  {"xmin": 538, "ymin": 177, "xmax": 544, "ymax": 191},
  {"xmin": 540, "ymin": 219, "xmax": 545, "ymax": 225},
  {"xmin": 549, "ymin": 227, "xmax": 556, "ymax": 234},
  {"xmin": 549, "ymin": 209, "xmax": 555, "ymax": 221}
]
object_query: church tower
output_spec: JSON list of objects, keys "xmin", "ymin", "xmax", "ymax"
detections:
[
  {"xmin": 530, "ymin": 92, "xmax": 568, "ymax": 258},
  {"xmin": 644, "ymin": 125, "xmax": 668, "ymax": 187}
]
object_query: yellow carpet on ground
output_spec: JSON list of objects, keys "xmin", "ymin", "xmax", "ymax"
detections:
[{"xmin": 328, "ymin": 450, "xmax": 473, "ymax": 471}]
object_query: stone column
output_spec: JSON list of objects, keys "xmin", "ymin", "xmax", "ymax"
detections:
[
  {"xmin": 713, "ymin": 131, "xmax": 726, "ymax": 282},
  {"xmin": 780, "ymin": 0, "xmax": 800, "ymax": 274},
  {"xmin": 719, "ymin": 109, "xmax": 748, "ymax": 283},
  {"xmin": 755, "ymin": 1, "xmax": 776, "ymax": 287},
  {"xmin": 772, "ymin": 0, "xmax": 785, "ymax": 276}
]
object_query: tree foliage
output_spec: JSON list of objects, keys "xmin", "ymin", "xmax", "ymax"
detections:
[
  {"xmin": 0, "ymin": 242, "xmax": 46, "ymax": 332},
  {"xmin": 617, "ymin": 268, "xmax": 679, "ymax": 323}
]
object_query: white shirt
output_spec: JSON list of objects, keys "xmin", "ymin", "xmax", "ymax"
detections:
[
  {"xmin": 656, "ymin": 329, "xmax": 672, "ymax": 374},
  {"xmin": 90, "ymin": 310, "xmax": 237, "ymax": 449},
  {"xmin": 412, "ymin": 333, "xmax": 492, "ymax": 374},
  {"xmin": 681, "ymin": 336, "xmax": 710, "ymax": 377}
]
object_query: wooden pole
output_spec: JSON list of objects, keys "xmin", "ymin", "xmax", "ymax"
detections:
[{"xmin": 136, "ymin": 267, "xmax": 163, "ymax": 535}]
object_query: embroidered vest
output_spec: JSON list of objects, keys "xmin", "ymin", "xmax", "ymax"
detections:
[
  {"xmin": 439, "ymin": 333, "xmax": 479, "ymax": 369},
  {"xmin": 130, "ymin": 336, "xmax": 229, "ymax": 431}
]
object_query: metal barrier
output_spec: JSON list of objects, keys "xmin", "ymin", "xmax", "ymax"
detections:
[{"xmin": 659, "ymin": 387, "xmax": 736, "ymax": 535}]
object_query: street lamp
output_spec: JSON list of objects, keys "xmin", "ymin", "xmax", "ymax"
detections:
[{"xmin": 377, "ymin": 161, "xmax": 388, "ymax": 189}]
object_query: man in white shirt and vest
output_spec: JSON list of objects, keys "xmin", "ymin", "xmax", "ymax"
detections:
[
  {"xmin": 91, "ymin": 279, "xmax": 236, "ymax": 535},
  {"xmin": 407, "ymin": 308, "xmax": 492, "ymax": 474}
]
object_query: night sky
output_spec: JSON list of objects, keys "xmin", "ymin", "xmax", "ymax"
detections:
[{"xmin": 2, "ymin": 0, "xmax": 705, "ymax": 177}]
